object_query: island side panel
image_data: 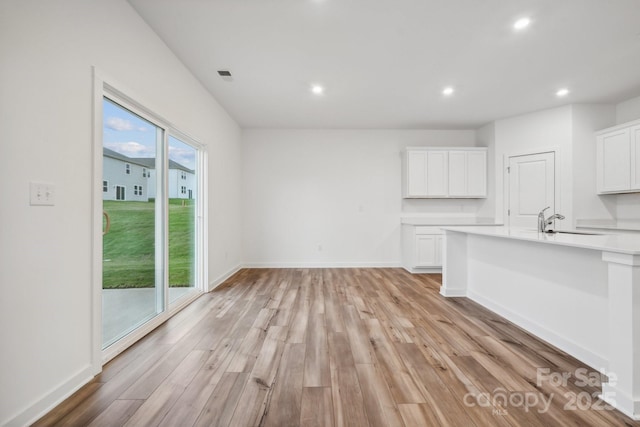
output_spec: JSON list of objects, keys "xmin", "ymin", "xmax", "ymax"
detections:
[
  {"xmin": 462, "ymin": 233, "xmax": 608, "ymax": 370},
  {"xmin": 441, "ymin": 230, "xmax": 468, "ymax": 297},
  {"xmin": 601, "ymin": 251, "xmax": 640, "ymax": 420}
]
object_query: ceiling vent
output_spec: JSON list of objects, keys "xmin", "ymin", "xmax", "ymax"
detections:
[{"xmin": 217, "ymin": 70, "xmax": 233, "ymax": 82}]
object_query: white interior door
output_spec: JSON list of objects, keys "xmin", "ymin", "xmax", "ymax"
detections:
[{"xmin": 508, "ymin": 152, "xmax": 555, "ymax": 229}]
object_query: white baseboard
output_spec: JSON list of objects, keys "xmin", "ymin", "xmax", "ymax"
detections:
[
  {"xmin": 10, "ymin": 264, "xmax": 240, "ymax": 427},
  {"xmin": 467, "ymin": 290, "xmax": 607, "ymax": 370},
  {"xmin": 601, "ymin": 383, "xmax": 640, "ymax": 421},
  {"xmin": 5, "ymin": 364, "xmax": 95, "ymax": 427},
  {"xmin": 241, "ymin": 262, "xmax": 402, "ymax": 269},
  {"xmin": 440, "ymin": 287, "xmax": 467, "ymax": 297},
  {"xmin": 403, "ymin": 266, "xmax": 442, "ymax": 274},
  {"xmin": 208, "ymin": 264, "xmax": 242, "ymax": 291}
]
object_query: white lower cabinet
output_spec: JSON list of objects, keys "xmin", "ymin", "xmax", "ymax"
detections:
[
  {"xmin": 416, "ymin": 235, "xmax": 438, "ymax": 266},
  {"xmin": 402, "ymin": 225, "xmax": 443, "ymax": 271}
]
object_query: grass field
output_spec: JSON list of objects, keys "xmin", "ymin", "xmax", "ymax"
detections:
[{"xmin": 103, "ymin": 199, "xmax": 195, "ymax": 289}]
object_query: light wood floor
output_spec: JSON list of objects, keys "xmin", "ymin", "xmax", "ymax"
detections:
[{"xmin": 35, "ymin": 268, "xmax": 639, "ymax": 426}]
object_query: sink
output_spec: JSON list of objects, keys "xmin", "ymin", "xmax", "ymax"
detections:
[{"xmin": 546, "ymin": 230, "xmax": 601, "ymax": 236}]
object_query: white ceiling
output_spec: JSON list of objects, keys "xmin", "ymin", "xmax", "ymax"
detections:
[{"xmin": 128, "ymin": 0, "xmax": 640, "ymax": 129}]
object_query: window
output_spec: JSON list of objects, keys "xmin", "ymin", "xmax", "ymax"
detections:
[
  {"xmin": 103, "ymin": 180, "xmax": 108, "ymax": 192},
  {"xmin": 143, "ymin": 168, "xmax": 148, "ymax": 177},
  {"xmin": 181, "ymin": 171, "xmax": 187, "ymax": 180},
  {"xmin": 181, "ymin": 186, "xmax": 186, "ymax": 194},
  {"xmin": 125, "ymin": 163, "xmax": 130, "ymax": 174}
]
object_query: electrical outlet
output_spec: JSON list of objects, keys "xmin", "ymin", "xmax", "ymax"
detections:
[{"xmin": 30, "ymin": 182, "xmax": 56, "ymax": 206}]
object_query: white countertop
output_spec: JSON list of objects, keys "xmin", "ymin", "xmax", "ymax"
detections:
[
  {"xmin": 576, "ymin": 219, "xmax": 640, "ymax": 232},
  {"xmin": 401, "ymin": 217, "xmax": 501, "ymax": 226},
  {"xmin": 440, "ymin": 225, "xmax": 640, "ymax": 255}
]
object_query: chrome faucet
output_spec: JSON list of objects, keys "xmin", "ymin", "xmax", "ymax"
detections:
[{"xmin": 538, "ymin": 207, "xmax": 565, "ymax": 232}]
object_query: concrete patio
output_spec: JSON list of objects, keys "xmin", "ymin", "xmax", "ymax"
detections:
[{"xmin": 102, "ymin": 287, "xmax": 196, "ymax": 348}]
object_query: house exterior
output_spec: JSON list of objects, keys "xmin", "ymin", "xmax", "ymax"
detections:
[
  {"xmin": 132, "ymin": 157, "xmax": 196, "ymax": 200},
  {"xmin": 103, "ymin": 148, "xmax": 150, "ymax": 202},
  {"xmin": 168, "ymin": 160, "xmax": 196, "ymax": 199},
  {"xmin": 102, "ymin": 148, "xmax": 195, "ymax": 202}
]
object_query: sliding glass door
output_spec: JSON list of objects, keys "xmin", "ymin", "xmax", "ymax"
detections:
[
  {"xmin": 102, "ymin": 98, "xmax": 165, "ymax": 348},
  {"xmin": 168, "ymin": 136, "xmax": 198, "ymax": 305},
  {"xmin": 101, "ymin": 96, "xmax": 200, "ymax": 350}
]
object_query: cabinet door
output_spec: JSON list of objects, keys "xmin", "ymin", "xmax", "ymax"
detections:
[
  {"xmin": 448, "ymin": 151, "xmax": 467, "ymax": 196},
  {"xmin": 406, "ymin": 150, "xmax": 427, "ymax": 197},
  {"xmin": 467, "ymin": 151, "xmax": 487, "ymax": 197},
  {"xmin": 632, "ymin": 126, "xmax": 640, "ymax": 190},
  {"xmin": 426, "ymin": 151, "xmax": 448, "ymax": 197},
  {"xmin": 434, "ymin": 235, "xmax": 444, "ymax": 266},
  {"xmin": 597, "ymin": 128, "xmax": 631, "ymax": 193},
  {"xmin": 415, "ymin": 235, "xmax": 437, "ymax": 267}
]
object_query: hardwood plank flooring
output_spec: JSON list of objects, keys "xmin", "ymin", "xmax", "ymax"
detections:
[{"xmin": 34, "ymin": 268, "xmax": 640, "ymax": 426}]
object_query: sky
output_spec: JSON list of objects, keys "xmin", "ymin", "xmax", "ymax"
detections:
[{"xmin": 103, "ymin": 98, "xmax": 196, "ymax": 170}]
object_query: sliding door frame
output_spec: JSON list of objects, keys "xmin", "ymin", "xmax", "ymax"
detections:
[{"xmin": 91, "ymin": 68, "xmax": 207, "ymax": 368}]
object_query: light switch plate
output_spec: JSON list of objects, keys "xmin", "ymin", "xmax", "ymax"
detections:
[{"xmin": 30, "ymin": 182, "xmax": 55, "ymax": 206}]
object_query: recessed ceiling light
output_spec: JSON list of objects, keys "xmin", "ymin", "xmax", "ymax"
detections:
[
  {"xmin": 513, "ymin": 17, "xmax": 531, "ymax": 31},
  {"xmin": 442, "ymin": 86, "xmax": 454, "ymax": 96},
  {"xmin": 311, "ymin": 84, "xmax": 324, "ymax": 95},
  {"xmin": 556, "ymin": 88, "xmax": 570, "ymax": 97}
]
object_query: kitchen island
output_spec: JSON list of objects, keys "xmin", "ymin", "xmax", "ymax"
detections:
[{"xmin": 440, "ymin": 226, "xmax": 640, "ymax": 420}]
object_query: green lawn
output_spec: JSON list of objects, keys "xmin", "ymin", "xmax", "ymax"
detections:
[{"xmin": 103, "ymin": 199, "xmax": 195, "ymax": 289}]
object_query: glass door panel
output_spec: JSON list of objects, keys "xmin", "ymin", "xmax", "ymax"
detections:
[
  {"xmin": 102, "ymin": 98, "xmax": 164, "ymax": 349},
  {"xmin": 168, "ymin": 136, "xmax": 198, "ymax": 305}
]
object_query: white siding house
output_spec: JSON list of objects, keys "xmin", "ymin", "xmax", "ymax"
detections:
[
  {"xmin": 133, "ymin": 157, "xmax": 195, "ymax": 200},
  {"xmin": 169, "ymin": 161, "xmax": 196, "ymax": 199},
  {"xmin": 103, "ymin": 148, "xmax": 149, "ymax": 201},
  {"xmin": 103, "ymin": 148, "xmax": 195, "ymax": 201}
]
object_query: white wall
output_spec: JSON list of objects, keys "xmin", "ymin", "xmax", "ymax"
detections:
[
  {"xmin": 571, "ymin": 104, "xmax": 617, "ymax": 220},
  {"xmin": 242, "ymin": 129, "xmax": 476, "ymax": 266},
  {"xmin": 475, "ymin": 122, "xmax": 496, "ymax": 219},
  {"xmin": 616, "ymin": 95, "xmax": 640, "ymax": 124},
  {"xmin": 493, "ymin": 106, "xmax": 574, "ymax": 224},
  {"xmin": 489, "ymin": 103, "xmax": 630, "ymax": 226},
  {"xmin": 0, "ymin": 1, "xmax": 241, "ymax": 425}
]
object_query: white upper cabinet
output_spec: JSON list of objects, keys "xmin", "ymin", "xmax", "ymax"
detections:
[
  {"xmin": 403, "ymin": 147, "xmax": 487, "ymax": 198},
  {"xmin": 447, "ymin": 151, "xmax": 467, "ymax": 196},
  {"xmin": 448, "ymin": 150, "xmax": 487, "ymax": 197},
  {"xmin": 596, "ymin": 120, "xmax": 640, "ymax": 194},
  {"xmin": 467, "ymin": 151, "xmax": 487, "ymax": 197},
  {"xmin": 426, "ymin": 151, "xmax": 448, "ymax": 197},
  {"xmin": 632, "ymin": 126, "xmax": 640, "ymax": 190},
  {"xmin": 406, "ymin": 150, "xmax": 428, "ymax": 196},
  {"xmin": 406, "ymin": 150, "xmax": 448, "ymax": 197}
]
